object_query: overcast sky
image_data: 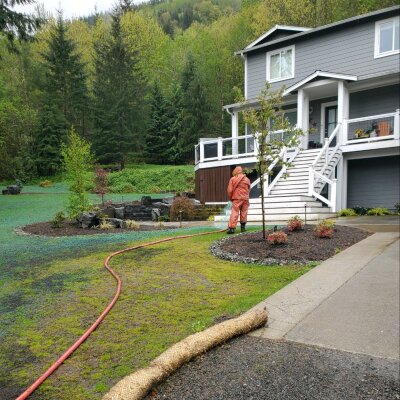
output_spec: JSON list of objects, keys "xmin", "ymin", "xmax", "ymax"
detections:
[{"xmin": 14, "ymin": 1, "xmax": 142, "ymax": 19}]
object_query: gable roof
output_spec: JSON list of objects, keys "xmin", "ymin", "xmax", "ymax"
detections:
[
  {"xmin": 237, "ymin": 5, "xmax": 400, "ymax": 56},
  {"xmin": 245, "ymin": 25, "xmax": 311, "ymax": 49},
  {"xmin": 283, "ymin": 71, "xmax": 358, "ymax": 96}
]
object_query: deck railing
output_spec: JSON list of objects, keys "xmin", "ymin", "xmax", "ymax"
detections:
[
  {"xmin": 343, "ymin": 110, "xmax": 400, "ymax": 144},
  {"xmin": 195, "ymin": 134, "xmax": 256, "ymax": 163},
  {"xmin": 195, "ymin": 131, "xmax": 299, "ymax": 164}
]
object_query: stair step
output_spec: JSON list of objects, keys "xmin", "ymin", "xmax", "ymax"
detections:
[
  {"xmin": 248, "ymin": 207, "xmax": 329, "ymax": 215},
  {"xmin": 250, "ymin": 195, "xmax": 314, "ymax": 203},
  {"xmin": 215, "ymin": 213, "xmax": 337, "ymax": 222},
  {"xmin": 270, "ymin": 189, "xmax": 309, "ymax": 195},
  {"xmin": 249, "ymin": 202, "xmax": 323, "ymax": 209}
]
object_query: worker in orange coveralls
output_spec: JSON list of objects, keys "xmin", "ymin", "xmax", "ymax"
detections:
[{"xmin": 227, "ymin": 166, "xmax": 250, "ymax": 234}]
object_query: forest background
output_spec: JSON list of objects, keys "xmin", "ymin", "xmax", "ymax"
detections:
[{"xmin": 0, "ymin": 0, "xmax": 396, "ymax": 181}]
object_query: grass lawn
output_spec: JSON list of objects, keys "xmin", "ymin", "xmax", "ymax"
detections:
[{"xmin": 0, "ymin": 186, "xmax": 314, "ymax": 399}]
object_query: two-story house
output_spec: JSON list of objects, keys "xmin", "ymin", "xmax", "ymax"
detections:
[{"xmin": 194, "ymin": 6, "xmax": 400, "ymax": 221}]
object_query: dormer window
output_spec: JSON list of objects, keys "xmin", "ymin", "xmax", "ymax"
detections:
[
  {"xmin": 266, "ymin": 45, "xmax": 295, "ymax": 82},
  {"xmin": 374, "ymin": 17, "xmax": 399, "ymax": 58}
]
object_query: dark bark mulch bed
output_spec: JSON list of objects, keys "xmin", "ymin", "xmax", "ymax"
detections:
[
  {"xmin": 210, "ymin": 225, "xmax": 371, "ymax": 265},
  {"xmin": 20, "ymin": 221, "xmax": 174, "ymax": 237}
]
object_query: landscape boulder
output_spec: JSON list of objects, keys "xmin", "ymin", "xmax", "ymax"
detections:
[
  {"xmin": 102, "ymin": 207, "xmax": 115, "ymax": 218},
  {"xmin": 105, "ymin": 218, "xmax": 124, "ymax": 228},
  {"xmin": 76, "ymin": 212, "xmax": 99, "ymax": 229},
  {"xmin": 2, "ymin": 185, "xmax": 21, "ymax": 195},
  {"xmin": 152, "ymin": 202, "xmax": 170, "ymax": 216},
  {"xmin": 114, "ymin": 207, "xmax": 125, "ymax": 219}
]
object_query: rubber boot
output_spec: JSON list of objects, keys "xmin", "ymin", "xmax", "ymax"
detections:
[
  {"xmin": 240, "ymin": 223, "xmax": 246, "ymax": 233},
  {"xmin": 227, "ymin": 227, "xmax": 236, "ymax": 234}
]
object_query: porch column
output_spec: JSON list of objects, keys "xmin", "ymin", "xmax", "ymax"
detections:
[
  {"xmin": 297, "ymin": 89, "xmax": 309, "ymax": 149},
  {"xmin": 232, "ymin": 110, "xmax": 239, "ymax": 156},
  {"xmin": 336, "ymin": 157, "xmax": 347, "ymax": 210},
  {"xmin": 338, "ymin": 81, "xmax": 349, "ymax": 145}
]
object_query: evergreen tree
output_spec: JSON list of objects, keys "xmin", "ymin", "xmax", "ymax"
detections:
[
  {"xmin": 165, "ymin": 83, "xmax": 184, "ymax": 164},
  {"xmin": 41, "ymin": 13, "xmax": 88, "ymax": 134},
  {"xmin": 35, "ymin": 103, "xmax": 67, "ymax": 175},
  {"xmin": 0, "ymin": 0, "xmax": 41, "ymax": 53},
  {"xmin": 179, "ymin": 55, "xmax": 208, "ymax": 162},
  {"xmin": 92, "ymin": 3, "xmax": 147, "ymax": 169},
  {"xmin": 145, "ymin": 84, "xmax": 170, "ymax": 163},
  {"xmin": 34, "ymin": 13, "xmax": 88, "ymax": 175}
]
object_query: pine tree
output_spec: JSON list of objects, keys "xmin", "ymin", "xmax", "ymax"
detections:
[
  {"xmin": 0, "ymin": 0, "xmax": 41, "ymax": 53},
  {"xmin": 145, "ymin": 84, "xmax": 170, "ymax": 164},
  {"xmin": 41, "ymin": 13, "xmax": 88, "ymax": 135},
  {"xmin": 165, "ymin": 84, "xmax": 184, "ymax": 164},
  {"xmin": 179, "ymin": 55, "xmax": 208, "ymax": 162},
  {"xmin": 92, "ymin": 3, "xmax": 147, "ymax": 169},
  {"xmin": 34, "ymin": 13, "xmax": 88, "ymax": 175}
]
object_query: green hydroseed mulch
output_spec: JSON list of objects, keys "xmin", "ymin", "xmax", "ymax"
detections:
[{"xmin": 0, "ymin": 188, "xmax": 314, "ymax": 400}]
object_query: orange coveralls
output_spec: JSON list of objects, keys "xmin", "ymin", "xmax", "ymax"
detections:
[{"xmin": 227, "ymin": 166, "xmax": 250, "ymax": 229}]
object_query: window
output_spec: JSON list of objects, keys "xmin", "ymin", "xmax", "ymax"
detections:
[
  {"xmin": 375, "ymin": 17, "xmax": 400, "ymax": 58},
  {"xmin": 267, "ymin": 46, "xmax": 295, "ymax": 82}
]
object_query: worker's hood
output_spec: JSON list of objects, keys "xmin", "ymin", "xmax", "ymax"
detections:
[{"xmin": 232, "ymin": 166, "xmax": 243, "ymax": 176}]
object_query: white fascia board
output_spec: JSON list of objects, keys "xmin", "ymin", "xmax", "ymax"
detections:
[
  {"xmin": 245, "ymin": 25, "xmax": 311, "ymax": 50},
  {"xmin": 283, "ymin": 71, "xmax": 358, "ymax": 96}
]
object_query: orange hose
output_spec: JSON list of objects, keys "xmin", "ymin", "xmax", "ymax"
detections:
[{"xmin": 16, "ymin": 228, "xmax": 225, "ymax": 400}]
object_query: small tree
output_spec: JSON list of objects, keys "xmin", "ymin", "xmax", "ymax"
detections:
[
  {"xmin": 94, "ymin": 167, "xmax": 109, "ymax": 205},
  {"xmin": 236, "ymin": 83, "xmax": 304, "ymax": 239},
  {"xmin": 61, "ymin": 127, "xmax": 94, "ymax": 218}
]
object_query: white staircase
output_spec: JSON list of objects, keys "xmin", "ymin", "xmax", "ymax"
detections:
[
  {"xmin": 247, "ymin": 149, "xmax": 336, "ymax": 222},
  {"xmin": 215, "ymin": 148, "xmax": 341, "ymax": 223}
]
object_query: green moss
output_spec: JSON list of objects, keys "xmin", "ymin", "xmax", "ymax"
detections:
[{"xmin": 0, "ymin": 189, "xmax": 312, "ymax": 399}]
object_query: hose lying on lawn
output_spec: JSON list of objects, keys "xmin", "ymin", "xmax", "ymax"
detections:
[{"xmin": 16, "ymin": 228, "xmax": 267, "ymax": 400}]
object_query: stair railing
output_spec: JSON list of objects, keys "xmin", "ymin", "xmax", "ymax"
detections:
[
  {"xmin": 308, "ymin": 124, "xmax": 341, "ymax": 211},
  {"xmin": 265, "ymin": 147, "xmax": 299, "ymax": 196},
  {"xmin": 249, "ymin": 147, "xmax": 286, "ymax": 195}
]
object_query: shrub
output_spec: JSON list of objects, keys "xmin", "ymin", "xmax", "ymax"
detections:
[
  {"xmin": 61, "ymin": 128, "xmax": 94, "ymax": 218},
  {"xmin": 338, "ymin": 208, "xmax": 357, "ymax": 217},
  {"xmin": 316, "ymin": 219, "xmax": 336, "ymax": 238},
  {"xmin": 51, "ymin": 211, "xmax": 66, "ymax": 228},
  {"xmin": 124, "ymin": 219, "xmax": 140, "ymax": 230},
  {"xmin": 395, "ymin": 203, "xmax": 400, "ymax": 214},
  {"xmin": 267, "ymin": 230, "xmax": 288, "ymax": 245},
  {"xmin": 158, "ymin": 215, "xmax": 170, "ymax": 222},
  {"xmin": 170, "ymin": 197, "xmax": 195, "ymax": 221},
  {"xmin": 287, "ymin": 215, "xmax": 303, "ymax": 231},
  {"xmin": 99, "ymin": 220, "xmax": 113, "ymax": 230},
  {"xmin": 367, "ymin": 207, "xmax": 390, "ymax": 216},
  {"xmin": 39, "ymin": 180, "xmax": 53, "ymax": 188},
  {"xmin": 352, "ymin": 206, "xmax": 370, "ymax": 215}
]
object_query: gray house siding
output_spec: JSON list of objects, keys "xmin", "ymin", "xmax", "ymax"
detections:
[
  {"xmin": 247, "ymin": 19, "xmax": 400, "ymax": 99},
  {"xmin": 347, "ymin": 156, "xmax": 400, "ymax": 209},
  {"xmin": 349, "ymin": 85, "xmax": 400, "ymax": 118}
]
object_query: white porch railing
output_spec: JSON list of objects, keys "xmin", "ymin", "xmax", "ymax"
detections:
[
  {"xmin": 195, "ymin": 135, "xmax": 256, "ymax": 163},
  {"xmin": 343, "ymin": 110, "xmax": 400, "ymax": 145},
  {"xmin": 308, "ymin": 124, "xmax": 342, "ymax": 211},
  {"xmin": 195, "ymin": 130, "xmax": 300, "ymax": 164}
]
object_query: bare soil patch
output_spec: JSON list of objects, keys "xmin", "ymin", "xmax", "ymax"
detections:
[
  {"xmin": 211, "ymin": 225, "xmax": 371, "ymax": 265},
  {"xmin": 21, "ymin": 221, "xmax": 174, "ymax": 236}
]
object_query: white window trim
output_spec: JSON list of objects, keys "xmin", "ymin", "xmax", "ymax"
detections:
[
  {"xmin": 320, "ymin": 101, "xmax": 338, "ymax": 143},
  {"xmin": 374, "ymin": 17, "xmax": 400, "ymax": 59},
  {"xmin": 266, "ymin": 45, "xmax": 295, "ymax": 83}
]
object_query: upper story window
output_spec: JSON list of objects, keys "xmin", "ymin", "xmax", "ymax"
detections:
[
  {"xmin": 266, "ymin": 45, "xmax": 295, "ymax": 82},
  {"xmin": 375, "ymin": 17, "xmax": 399, "ymax": 58}
]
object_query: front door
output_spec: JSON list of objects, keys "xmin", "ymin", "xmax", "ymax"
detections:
[{"xmin": 324, "ymin": 106, "xmax": 337, "ymax": 138}]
